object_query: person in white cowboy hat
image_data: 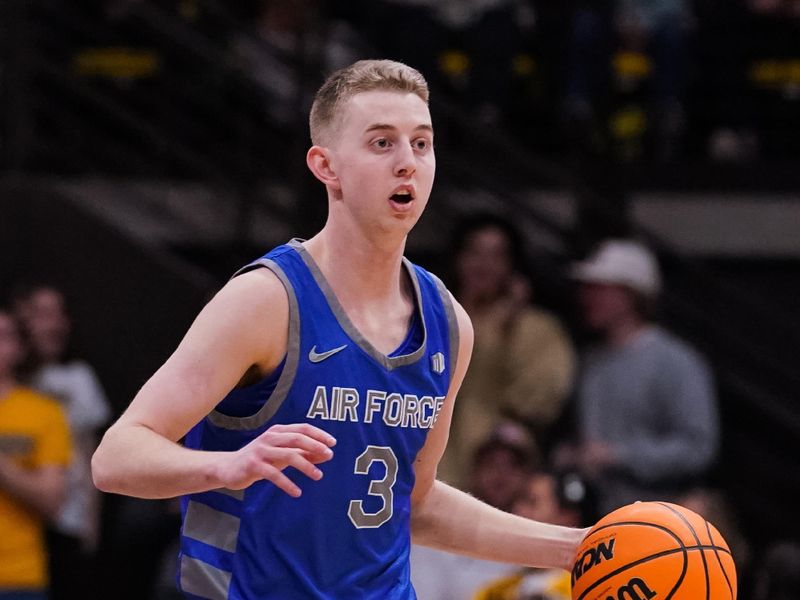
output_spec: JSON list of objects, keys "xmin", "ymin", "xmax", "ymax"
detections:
[{"xmin": 556, "ymin": 239, "xmax": 720, "ymax": 517}]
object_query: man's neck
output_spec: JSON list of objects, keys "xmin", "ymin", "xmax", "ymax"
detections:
[
  {"xmin": 304, "ymin": 224, "xmax": 409, "ymax": 307},
  {"xmin": 606, "ymin": 316, "xmax": 649, "ymax": 347},
  {"xmin": 303, "ymin": 219, "xmax": 417, "ymax": 355}
]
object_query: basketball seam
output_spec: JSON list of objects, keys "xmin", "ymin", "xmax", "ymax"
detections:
[
  {"xmin": 705, "ymin": 520, "xmax": 735, "ymax": 600},
  {"xmin": 575, "ymin": 521, "xmax": 688, "ymax": 600},
  {"xmin": 657, "ymin": 503, "xmax": 711, "ymax": 600},
  {"xmin": 585, "ymin": 520, "xmax": 732, "ymax": 558}
]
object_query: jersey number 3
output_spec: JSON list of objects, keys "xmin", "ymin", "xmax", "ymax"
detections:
[{"xmin": 347, "ymin": 446, "xmax": 398, "ymax": 529}]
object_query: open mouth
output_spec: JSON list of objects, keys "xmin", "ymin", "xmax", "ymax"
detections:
[{"xmin": 390, "ymin": 191, "xmax": 414, "ymax": 204}]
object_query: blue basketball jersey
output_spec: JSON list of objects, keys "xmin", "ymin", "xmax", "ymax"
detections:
[{"xmin": 178, "ymin": 240, "xmax": 458, "ymax": 600}]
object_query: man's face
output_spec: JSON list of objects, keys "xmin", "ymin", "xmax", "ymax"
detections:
[
  {"xmin": 22, "ymin": 288, "xmax": 70, "ymax": 363},
  {"xmin": 513, "ymin": 474, "xmax": 561, "ymax": 524},
  {"xmin": 513, "ymin": 474, "xmax": 581, "ymax": 527},
  {"xmin": 326, "ymin": 90, "xmax": 435, "ymax": 236},
  {"xmin": 0, "ymin": 313, "xmax": 22, "ymax": 379},
  {"xmin": 470, "ymin": 446, "xmax": 526, "ymax": 511},
  {"xmin": 456, "ymin": 226, "xmax": 515, "ymax": 300},
  {"xmin": 579, "ymin": 282, "xmax": 637, "ymax": 332}
]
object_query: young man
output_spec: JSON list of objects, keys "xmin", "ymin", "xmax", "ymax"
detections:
[
  {"xmin": 561, "ymin": 239, "xmax": 719, "ymax": 516},
  {"xmin": 13, "ymin": 285, "xmax": 111, "ymax": 600},
  {"xmin": 0, "ymin": 308, "xmax": 71, "ymax": 600},
  {"xmin": 439, "ymin": 214, "xmax": 575, "ymax": 489},
  {"xmin": 92, "ymin": 60, "xmax": 586, "ymax": 599}
]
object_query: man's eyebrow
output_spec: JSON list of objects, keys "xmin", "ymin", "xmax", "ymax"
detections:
[{"xmin": 364, "ymin": 123, "xmax": 434, "ymax": 134}]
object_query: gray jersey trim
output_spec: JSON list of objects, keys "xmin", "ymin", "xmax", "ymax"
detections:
[
  {"xmin": 288, "ymin": 239, "xmax": 427, "ymax": 371},
  {"xmin": 431, "ymin": 274, "xmax": 460, "ymax": 385},
  {"xmin": 213, "ymin": 487, "xmax": 245, "ymax": 500},
  {"xmin": 180, "ymin": 555, "xmax": 232, "ymax": 600},
  {"xmin": 207, "ymin": 258, "xmax": 300, "ymax": 430},
  {"xmin": 183, "ymin": 500, "xmax": 241, "ymax": 553}
]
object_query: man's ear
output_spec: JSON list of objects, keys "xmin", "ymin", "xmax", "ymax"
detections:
[{"xmin": 306, "ymin": 146, "xmax": 340, "ymax": 190}]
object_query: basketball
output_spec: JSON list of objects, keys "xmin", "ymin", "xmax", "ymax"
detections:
[{"xmin": 570, "ymin": 501, "xmax": 737, "ymax": 600}]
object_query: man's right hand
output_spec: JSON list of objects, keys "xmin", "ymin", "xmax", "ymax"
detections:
[{"xmin": 216, "ymin": 423, "xmax": 336, "ymax": 497}]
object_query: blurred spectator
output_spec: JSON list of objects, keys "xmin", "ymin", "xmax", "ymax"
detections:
[
  {"xmin": 473, "ymin": 469, "xmax": 585, "ymax": 599},
  {"xmin": 679, "ymin": 486, "xmax": 750, "ymax": 577},
  {"xmin": 696, "ymin": 0, "xmax": 754, "ymax": 161},
  {"xmin": 564, "ymin": 0, "xmax": 692, "ymax": 160},
  {"xmin": 469, "ymin": 422, "xmax": 538, "ymax": 512},
  {"xmin": 436, "ymin": 0, "xmax": 528, "ymax": 125},
  {"xmin": 362, "ymin": 0, "xmax": 528, "ymax": 123},
  {"xmin": 231, "ymin": 0, "xmax": 365, "ymax": 127},
  {"xmin": 702, "ymin": 0, "xmax": 800, "ymax": 162},
  {"xmin": 512, "ymin": 470, "xmax": 585, "ymax": 529},
  {"xmin": 751, "ymin": 540, "xmax": 800, "ymax": 600},
  {"xmin": 13, "ymin": 285, "xmax": 111, "ymax": 600},
  {"xmin": 438, "ymin": 214, "xmax": 575, "ymax": 490},
  {"xmin": 563, "ymin": 0, "xmax": 615, "ymax": 153},
  {"xmin": 0, "ymin": 307, "xmax": 71, "ymax": 600},
  {"xmin": 556, "ymin": 240, "xmax": 719, "ymax": 517},
  {"xmin": 411, "ymin": 424, "xmax": 535, "ymax": 599}
]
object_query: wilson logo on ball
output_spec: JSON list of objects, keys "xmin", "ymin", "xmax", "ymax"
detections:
[
  {"xmin": 606, "ymin": 576, "xmax": 657, "ymax": 600},
  {"xmin": 572, "ymin": 538, "xmax": 616, "ymax": 585}
]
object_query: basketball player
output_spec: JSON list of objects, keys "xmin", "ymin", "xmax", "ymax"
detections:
[{"xmin": 92, "ymin": 60, "xmax": 586, "ymax": 599}]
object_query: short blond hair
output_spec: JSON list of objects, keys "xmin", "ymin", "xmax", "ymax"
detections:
[{"xmin": 309, "ymin": 59, "xmax": 429, "ymax": 146}]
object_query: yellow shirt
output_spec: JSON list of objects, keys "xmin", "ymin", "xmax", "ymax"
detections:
[
  {"xmin": 0, "ymin": 387, "xmax": 71, "ymax": 588},
  {"xmin": 474, "ymin": 568, "xmax": 571, "ymax": 600}
]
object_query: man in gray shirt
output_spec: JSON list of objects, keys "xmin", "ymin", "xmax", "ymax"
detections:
[{"xmin": 561, "ymin": 240, "xmax": 719, "ymax": 515}]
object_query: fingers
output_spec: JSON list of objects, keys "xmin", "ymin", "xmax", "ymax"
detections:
[
  {"xmin": 265, "ymin": 431, "xmax": 334, "ymax": 464},
  {"xmin": 268, "ymin": 423, "xmax": 337, "ymax": 448},
  {"xmin": 249, "ymin": 448, "xmax": 323, "ymax": 498},
  {"xmin": 261, "ymin": 423, "xmax": 336, "ymax": 465},
  {"xmin": 257, "ymin": 463, "xmax": 302, "ymax": 498},
  {"xmin": 269, "ymin": 447, "xmax": 324, "ymax": 483},
  {"xmin": 236, "ymin": 423, "xmax": 337, "ymax": 498}
]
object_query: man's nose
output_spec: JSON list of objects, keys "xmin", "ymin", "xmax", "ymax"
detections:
[{"xmin": 393, "ymin": 142, "xmax": 416, "ymax": 178}]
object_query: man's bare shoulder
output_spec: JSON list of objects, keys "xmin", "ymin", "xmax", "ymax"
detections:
[
  {"xmin": 181, "ymin": 266, "xmax": 290, "ymax": 373},
  {"xmin": 211, "ymin": 267, "xmax": 289, "ymax": 316}
]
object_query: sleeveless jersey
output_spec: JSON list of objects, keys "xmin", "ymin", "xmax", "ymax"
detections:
[{"xmin": 178, "ymin": 240, "xmax": 458, "ymax": 600}]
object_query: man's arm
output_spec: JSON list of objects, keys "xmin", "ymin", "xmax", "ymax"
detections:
[
  {"xmin": 92, "ymin": 269, "xmax": 336, "ymax": 499},
  {"xmin": 410, "ymin": 295, "xmax": 586, "ymax": 572}
]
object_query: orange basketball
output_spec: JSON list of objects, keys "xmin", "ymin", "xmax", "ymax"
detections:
[{"xmin": 570, "ymin": 501, "xmax": 737, "ymax": 600}]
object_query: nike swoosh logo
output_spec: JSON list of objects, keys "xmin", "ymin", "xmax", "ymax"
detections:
[{"xmin": 308, "ymin": 344, "xmax": 348, "ymax": 363}]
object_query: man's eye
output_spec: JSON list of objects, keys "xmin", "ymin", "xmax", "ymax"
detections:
[
  {"xmin": 414, "ymin": 139, "xmax": 431, "ymax": 150},
  {"xmin": 374, "ymin": 138, "xmax": 390, "ymax": 148}
]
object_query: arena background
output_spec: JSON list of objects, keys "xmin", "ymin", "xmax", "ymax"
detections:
[{"xmin": 1, "ymin": 1, "xmax": 798, "ymax": 598}]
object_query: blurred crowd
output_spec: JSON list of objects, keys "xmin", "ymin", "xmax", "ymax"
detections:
[
  {"xmin": 1, "ymin": 285, "xmax": 109, "ymax": 600},
  {"xmin": 2, "ymin": 219, "xmax": 798, "ymax": 599},
  {"xmin": 5, "ymin": 0, "xmax": 798, "ymax": 177},
  {"xmin": 412, "ymin": 219, "xmax": 728, "ymax": 599},
  {"xmin": 229, "ymin": 0, "xmax": 800, "ymax": 162},
  {"xmin": 0, "ymin": 285, "xmax": 182, "ymax": 600},
  {"xmin": 210, "ymin": 0, "xmax": 795, "ymax": 164}
]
